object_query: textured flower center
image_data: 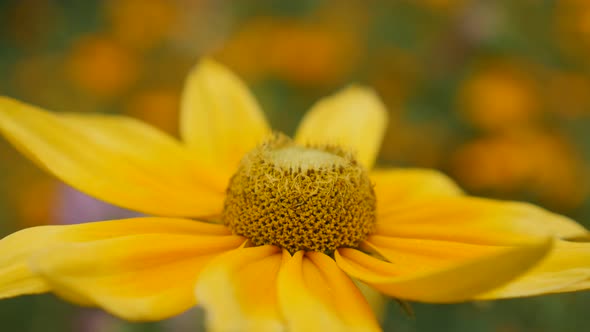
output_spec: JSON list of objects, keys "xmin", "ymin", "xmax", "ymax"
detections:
[{"xmin": 222, "ymin": 135, "xmax": 376, "ymax": 254}]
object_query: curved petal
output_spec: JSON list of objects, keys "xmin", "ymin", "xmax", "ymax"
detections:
[
  {"xmin": 0, "ymin": 217, "xmax": 244, "ymax": 320},
  {"xmin": 195, "ymin": 245, "xmax": 286, "ymax": 332},
  {"xmin": 0, "ymin": 98, "xmax": 226, "ymax": 217},
  {"xmin": 0, "ymin": 227, "xmax": 52, "ymax": 299},
  {"xmin": 180, "ymin": 58, "xmax": 271, "ymax": 174},
  {"xmin": 375, "ymin": 197, "xmax": 589, "ymax": 241},
  {"xmin": 350, "ymin": 195, "xmax": 585, "ymax": 302},
  {"xmin": 371, "ymin": 168, "xmax": 463, "ymax": 217},
  {"xmin": 295, "ymin": 86, "xmax": 388, "ymax": 169},
  {"xmin": 477, "ymin": 240, "xmax": 590, "ymax": 299},
  {"xmin": 364, "ymin": 236, "xmax": 509, "ymax": 275},
  {"xmin": 335, "ymin": 239, "xmax": 551, "ymax": 303},
  {"xmin": 555, "ymin": 278, "xmax": 590, "ymax": 292},
  {"xmin": 278, "ymin": 251, "xmax": 381, "ymax": 332},
  {"xmin": 0, "ymin": 217, "xmax": 230, "ymax": 301}
]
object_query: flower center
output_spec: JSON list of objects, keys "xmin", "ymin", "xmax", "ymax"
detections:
[{"xmin": 222, "ymin": 135, "xmax": 376, "ymax": 254}]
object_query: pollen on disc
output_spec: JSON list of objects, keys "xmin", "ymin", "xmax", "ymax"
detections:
[{"xmin": 222, "ymin": 134, "xmax": 376, "ymax": 254}]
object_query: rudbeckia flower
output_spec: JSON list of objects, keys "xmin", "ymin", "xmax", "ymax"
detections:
[{"xmin": 0, "ymin": 59, "xmax": 589, "ymax": 331}]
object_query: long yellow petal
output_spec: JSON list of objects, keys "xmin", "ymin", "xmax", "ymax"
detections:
[
  {"xmin": 195, "ymin": 245, "xmax": 286, "ymax": 332},
  {"xmin": 352, "ymin": 195, "xmax": 587, "ymax": 302},
  {"xmin": 554, "ymin": 278, "xmax": 590, "ymax": 292},
  {"xmin": 477, "ymin": 240, "xmax": 590, "ymax": 299},
  {"xmin": 0, "ymin": 217, "xmax": 244, "ymax": 320},
  {"xmin": 375, "ymin": 197, "xmax": 589, "ymax": 242},
  {"xmin": 295, "ymin": 86, "xmax": 388, "ymax": 169},
  {"xmin": 278, "ymin": 251, "xmax": 381, "ymax": 332},
  {"xmin": 0, "ymin": 98, "xmax": 226, "ymax": 217},
  {"xmin": 336, "ymin": 239, "xmax": 551, "ymax": 303},
  {"xmin": 0, "ymin": 226, "xmax": 53, "ymax": 299},
  {"xmin": 180, "ymin": 58, "xmax": 271, "ymax": 174},
  {"xmin": 371, "ymin": 168, "xmax": 463, "ymax": 217}
]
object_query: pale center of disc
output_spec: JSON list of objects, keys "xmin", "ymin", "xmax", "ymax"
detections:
[{"xmin": 269, "ymin": 146, "xmax": 347, "ymax": 171}]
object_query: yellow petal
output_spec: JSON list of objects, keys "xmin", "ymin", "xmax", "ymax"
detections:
[
  {"xmin": 371, "ymin": 168, "xmax": 463, "ymax": 217},
  {"xmin": 477, "ymin": 240, "xmax": 590, "ymax": 299},
  {"xmin": 278, "ymin": 251, "xmax": 381, "ymax": 332},
  {"xmin": 365, "ymin": 236, "xmax": 508, "ymax": 275},
  {"xmin": 0, "ymin": 98, "xmax": 226, "ymax": 217},
  {"xmin": 335, "ymin": 238, "xmax": 551, "ymax": 303},
  {"xmin": 295, "ymin": 86, "xmax": 388, "ymax": 169},
  {"xmin": 0, "ymin": 217, "xmax": 244, "ymax": 320},
  {"xmin": 0, "ymin": 227, "xmax": 51, "ymax": 299},
  {"xmin": 195, "ymin": 245, "xmax": 286, "ymax": 332},
  {"xmin": 351, "ymin": 195, "xmax": 584, "ymax": 302},
  {"xmin": 554, "ymin": 278, "xmax": 590, "ymax": 292},
  {"xmin": 180, "ymin": 58, "xmax": 271, "ymax": 174},
  {"xmin": 35, "ymin": 236, "xmax": 244, "ymax": 321},
  {"xmin": 375, "ymin": 197, "xmax": 589, "ymax": 242}
]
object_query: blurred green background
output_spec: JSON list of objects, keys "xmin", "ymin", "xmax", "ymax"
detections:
[{"xmin": 1, "ymin": 0, "xmax": 590, "ymax": 331}]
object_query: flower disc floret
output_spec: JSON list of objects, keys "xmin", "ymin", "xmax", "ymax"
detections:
[{"xmin": 222, "ymin": 135, "xmax": 377, "ymax": 254}]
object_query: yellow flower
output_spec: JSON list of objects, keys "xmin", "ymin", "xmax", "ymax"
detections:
[{"xmin": 0, "ymin": 59, "xmax": 589, "ymax": 331}]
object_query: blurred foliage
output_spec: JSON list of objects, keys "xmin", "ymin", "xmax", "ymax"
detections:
[{"xmin": 0, "ymin": 0, "xmax": 590, "ymax": 331}]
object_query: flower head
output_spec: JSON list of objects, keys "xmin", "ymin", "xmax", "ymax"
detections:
[
  {"xmin": 0, "ymin": 59, "xmax": 589, "ymax": 331},
  {"xmin": 223, "ymin": 134, "xmax": 377, "ymax": 254}
]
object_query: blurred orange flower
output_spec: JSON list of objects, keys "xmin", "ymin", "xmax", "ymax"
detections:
[
  {"xmin": 457, "ymin": 61, "xmax": 541, "ymax": 132},
  {"xmin": 216, "ymin": 17, "xmax": 362, "ymax": 85},
  {"xmin": 451, "ymin": 131, "xmax": 589, "ymax": 208},
  {"xmin": 66, "ymin": 35, "xmax": 140, "ymax": 99},
  {"xmin": 104, "ymin": 0, "xmax": 178, "ymax": 50}
]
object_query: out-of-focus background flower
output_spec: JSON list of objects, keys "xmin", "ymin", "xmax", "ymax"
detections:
[{"xmin": 0, "ymin": 0, "xmax": 589, "ymax": 331}]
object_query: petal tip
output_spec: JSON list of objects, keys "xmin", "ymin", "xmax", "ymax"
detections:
[{"xmin": 192, "ymin": 57, "xmax": 231, "ymax": 78}]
